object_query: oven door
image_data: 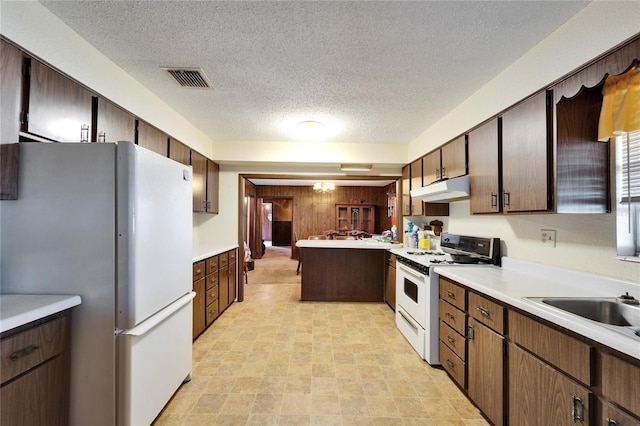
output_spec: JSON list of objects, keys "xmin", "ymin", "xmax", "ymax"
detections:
[{"xmin": 395, "ymin": 262, "xmax": 428, "ymax": 328}]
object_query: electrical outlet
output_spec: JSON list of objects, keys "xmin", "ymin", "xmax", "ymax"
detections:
[{"xmin": 541, "ymin": 229, "xmax": 556, "ymax": 247}]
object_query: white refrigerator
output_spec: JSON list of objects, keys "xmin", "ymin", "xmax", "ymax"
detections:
[{"xmin": 1, "ymin": 141, "xmax": 194, "ymax": 426}]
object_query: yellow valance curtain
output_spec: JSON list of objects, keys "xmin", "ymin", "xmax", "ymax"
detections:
[{"xmin": 598, "ymin": 65, "xmax": 640, "ymax": 141}]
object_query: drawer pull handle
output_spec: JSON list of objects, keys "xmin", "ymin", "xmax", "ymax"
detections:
[
  {"xmin": 606, "ymin": 420, "xmax": 617, "ymax": 426},
  {"xmin": 10, "ymin": 344, "xmax": 40, "ymax": 361},
  {"xmin": 572, "ymin": 396, "xmax": 584, "ymax": 423},
  {"xmin": 445, "ymin": 358, "xmax": 455, "ymax": 369},
  {"xmin": 444, "ymin": 312, "xmax": 455, "ymax": 321},
  {"xmin": 476, "ymin": 306, "xmax": 491, "ymax": 317},
  {"xmin": 196, "ymin": 269, "xmax": 202, "ymax": 274},
  {"xmin": 445, "ymin": 290, "xmax": 456, "ymax": 299},
  {"xmin": 446, "ymin": 335, "xmax": 455, "ymax": 344}
]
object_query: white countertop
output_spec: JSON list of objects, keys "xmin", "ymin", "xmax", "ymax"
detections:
[
  {"xmin": 297, "ymin": 239, "xmax": 403, "ymax": 249},
  {"xmin": 433, "ymin": 257, "xmax": 640, "ymax": 360},
  {"xmin": 0, "ymin": 294, "xmax": 82, "ymax": 333},
  {"xmin": 193, "ymin": 244, "xmax": 239, "ymax": 263}
]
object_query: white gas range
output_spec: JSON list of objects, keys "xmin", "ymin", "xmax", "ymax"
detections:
[{"xmin": 390, "ymin": 233, "xmax": 500, "ymax": 365}]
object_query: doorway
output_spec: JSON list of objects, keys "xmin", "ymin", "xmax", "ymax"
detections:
[{"xmin": 261, "ymin": 197, "xmax": 293, "ymax": 248}]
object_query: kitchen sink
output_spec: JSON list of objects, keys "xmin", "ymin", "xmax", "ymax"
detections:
[
  {"xmin": 538, "ymin": 298, "xmax": 640, "ymax": 326},
  {"xmin": 525, "ymin": 296, "xmax": 640, "ymax": 340}
]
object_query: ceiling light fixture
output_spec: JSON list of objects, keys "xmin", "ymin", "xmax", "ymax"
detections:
[
  {"xmin": 313, "ymin": 182, "xmax": 335, "ymax": 193},
  {"xmin": 296, "ymin": 120, "xmax": 325, "ymax": 139},
  {"xmin": 340, "ymin": 164, "xmax": 373, "ymax": 172}
]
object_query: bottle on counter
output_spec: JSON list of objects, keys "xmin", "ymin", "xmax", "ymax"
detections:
[
  {"xmin": 412, "ymin": 225, "xmax": 419, "ymax": 248},
  {"xmin": 391, "ymin": 225, "xmax": 397, "ymax": 241}
]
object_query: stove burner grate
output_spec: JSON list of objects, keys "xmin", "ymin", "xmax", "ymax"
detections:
[{"xmin": 406, "ymin": 251, "xmax": 445, "ymax": 256}]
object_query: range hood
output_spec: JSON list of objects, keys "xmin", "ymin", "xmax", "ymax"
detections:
[{"xmin": 410, "ymin": 175, "xmax": 470, "ymax": 203}]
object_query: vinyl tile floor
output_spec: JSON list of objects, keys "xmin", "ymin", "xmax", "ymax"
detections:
[{"xmin": 154, "ymin": 283, "xmax": 488, "ymax": 425}]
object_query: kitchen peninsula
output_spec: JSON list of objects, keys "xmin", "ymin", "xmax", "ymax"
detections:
[{"xmin": 296, "ymin": 239, "xmax": 400, "ymax": 302}]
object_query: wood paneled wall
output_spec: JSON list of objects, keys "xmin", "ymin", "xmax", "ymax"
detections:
[{"xmin": 255, "ymin": 185, "xmax": 395, "ymax": 258}]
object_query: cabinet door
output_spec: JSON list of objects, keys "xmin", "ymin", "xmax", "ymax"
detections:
[
  {"xmin": 361, "ymin": 206, "xmax": 374, "ymax": 233},
  {"xmin": 1, "ymin": 39, "xmax": 23, "ymax": 144},
  {"xmin": 206, "ymin": 159, "xmax": 219, "ymax": 213},
  {"xmin": 410, "ymin": 159, "xmax": 423, "ymax": 215},
  {"xmin": 468, "ymin": 318, "xmax": 504, "ymax": 426},
  {"xmin": 228, "ymin": 260, "xmax": 237, "ymax": 305},
  {"xmin": 422, "ymin": 151, "xmax": 440, "ymax": 185},
  {"xmin": 219, "ymin": 266, "xmax": 229, "ymax": 312},
  {"xmin": 469, "ymin": 118, "xmax": 500, "ymax": 214},
  {"xmin": 191, "ymin": 150, "xmax": 207, "ymax": 212},
  {"xmin": 28, "ymin": 60, "xmax": 93, "ymax": 142},
  {"xmin": 401, "ymin": 165, "xmax": 411, "ymax": 216},
  {"xmin": 169, "ymin": 138, "xmax": 190, "ymax": 166},
  {"xmin": 501, "ymin": 91, "xmax": 551, "ymax": 212},
  {"xmin": 509, "ymin": 344, "xmax": 591, "ymax": 425},
  {"xmin": 192, "ymin": 277, "xmax": 205, "ymax": 339},
  {"xmin": 337, "ymin": 205, "xmax": 349, "ymax": 231},
  {"xmin": 1, "ymin": 354, "xmax": 69, "ymax": 426},
  {"xmin": 95, "ymin": 98, "xmax": 135, "ymax": 143},
  {"xmin": 441, "ymin": 136, "xmax": 466, "ymax": 180},
  {"xmin": 136, "ymin": 120, "xmax": 167, "ymax": 157}
]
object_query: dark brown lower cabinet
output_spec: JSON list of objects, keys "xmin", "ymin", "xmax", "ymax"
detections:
[
  {"xmin": 192, "ymin": 248, "xmax": 237, "ymax": 340},
  {"xmin": 192, "ymin": 276, "xmax": 205, "ymax": 339},
  {"xmin": 509, "ymin": 344, "xmax": 591, "ymax": 425},
  {"xmin": 1, "ymin": 311, "xmax": 71, "ymax": 426},
  {"xmin": 468, "ymin": 317, "xmax": 504, "ymax": 426},
  {"xmin": 601, "ymin": 402, "xmax": 640, "ymax": 426}
]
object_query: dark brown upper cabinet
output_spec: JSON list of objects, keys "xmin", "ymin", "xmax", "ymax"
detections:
[
  {"xmin": 1, "ymin": 39, "xmax": 23, "ymax": 144},
  {"xmin": 25, "ymin": 59, "xmax": 93, "ymax": 142},
  {"xmin": 206, "ymin": 159, "xmax": 219, "ymax": 214},
  {"xmin": 422, "ymin": 136, "xmax": 467, "ymax": 185},
  {"xmin": 191, "ymin": 150, "xmax": 219, "ymax": 214},
  {"xmin": 401, "ymin": 165, "xmax": 411, "ymax": 216},
  {"xmin": 169, "ymin": 138, "xmax": 190, "ymax": 166},
  {"xmin": 136, "ymin": 120, "xmax": 168, "ymax": 157},
  {"xmin": 94, "ymin": 97, "xmax": 135, "ymax": 143},
  {"xmin": 501, "ymin": 90, "xmax": 553, "ymax": 213},
  {"xmin": 468, "ymin": 118, "xmax": 501, "ymax": 214},
  {"xmin": 410, "ymin": 158, "xmax": 423, "ymax": 216}
]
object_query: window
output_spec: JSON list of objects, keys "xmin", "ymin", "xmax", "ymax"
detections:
[{"xmin": 616, "ymin": 129, "xmax": 640, "ymax": 259}]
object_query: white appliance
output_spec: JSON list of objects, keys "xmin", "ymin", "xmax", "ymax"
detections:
[
  {"xmin": 1, "ymin": 142, "xmax": 194, "ymax": 426},
  {"xmin": 392, "ymin": 233, "xmax": 500, "ymax": 365}
]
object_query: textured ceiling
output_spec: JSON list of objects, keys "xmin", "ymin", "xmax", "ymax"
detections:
[{"xmin": 39, "ymin": 0, "xmax": 590, "ymax": 145}]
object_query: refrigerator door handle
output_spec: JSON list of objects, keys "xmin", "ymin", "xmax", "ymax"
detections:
[{"xmin": 119, "ymin": 292, "xmax": 195, "ymax": 337}]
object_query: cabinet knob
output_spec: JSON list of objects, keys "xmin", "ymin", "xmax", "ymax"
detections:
[
  {"xmin": 606, "ymin": 420, "xmax": 618, "ymax": 426},
  {"xmin": 446, "ymin": 335, "xmax": 456, "ymax": 344},
  {"xmin": 445, "ymin": 358, "xmax": 455, "ymax": 368},
  {"xmin": 445, "ymin": 290, "xmax": 456, "ymax": 299}
]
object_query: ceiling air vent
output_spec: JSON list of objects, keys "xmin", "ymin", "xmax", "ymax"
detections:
[{"xmin": 162, "ymin": 67, "xmax": 213, "ymax": 89}]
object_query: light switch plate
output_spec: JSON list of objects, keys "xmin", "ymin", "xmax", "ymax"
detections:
[{"xmin": 541, "ymin": 229, "xmax": 556, "ymax": 247}]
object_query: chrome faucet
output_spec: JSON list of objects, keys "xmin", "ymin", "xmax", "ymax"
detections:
[{"xmin": 617, "ymin": 292, "xmax": 639, "ymax": 305}]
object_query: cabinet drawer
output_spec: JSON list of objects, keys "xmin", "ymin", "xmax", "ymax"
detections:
[
  {"xmin": 228, "ymin": 249, "xmax": 237, "ymax": 264},
  {"xmin": 219, "ymin": 252, "xmax": 229, "ymax": 268},
  {"xmin": 193, "ymin": 261, "xmax": 205, "ymax": 281},
  {"xmin": 439, "ymin": 321, "xmax": 466, "ymax": 361},
  {"xmin": 440, "ymin": 278, "xmax": 466, "ymax": 311},
  {"xmin": 206, "ymin": 273, "xmax": 218, "ymax": 290},
  {"xmin": 439, "ymin": 298, "xmax": 466, "ymax": 336},
  {"xmin": 1, "ymin": 316, "xmax": 67, "ymax": 384},
  {"xmin": 601, "ymin": 353, "xmax": 640, "ymax": 418},
  {"xmin": 509, "ymin": 311, "xmax": 592, "ymax": 386},
  {"xmin": 440, "ymin": 340, "xmax": 466, "ymax": 388},
  {"xmin": 601, "ymin": 401, "xmax": 640, "ymax": 426},
  {"xmin": 206, "ymin": 301, "xmax": 219, "ymax": 325},
  {"xmin": 469, "ymin": 292, "xmax": 505, "ymax": 334},
  {"xmin": 206, "ymin": 286, "xmax": 219, "ymax": 306},
  {"xmin": 205, "ymin": 256, "xmax": 219, "ymax": 274}
]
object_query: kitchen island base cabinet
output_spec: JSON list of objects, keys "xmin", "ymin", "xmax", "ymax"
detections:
[{"xmin": 300, "ymin": 248, "xmax": 384, "ymax": 302}]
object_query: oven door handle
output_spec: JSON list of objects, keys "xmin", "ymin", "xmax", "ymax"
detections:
[
  {"xmin": 398, "ymin": 309, "xmax": 420, "ymax": 331},
  {"xmin": 398, "ymin": 263, "xmax": 425, "ymax": 281}
]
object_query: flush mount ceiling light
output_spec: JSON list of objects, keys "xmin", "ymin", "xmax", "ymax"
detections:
[
  {"xmin": 340, "ymin": 164, "xmax": 373, "ymax": 172},
  {"xmin": 296, "ymin": 120, "xmax": 325, "ymax": 139},
  {"xmin": 313, "ymin": 182, "xmax": 335, "ymax": 193}
]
